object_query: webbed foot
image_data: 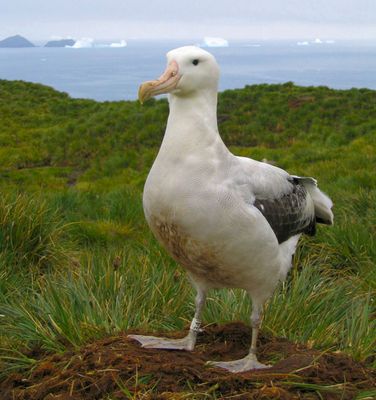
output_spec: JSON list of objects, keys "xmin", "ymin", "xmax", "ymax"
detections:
[
  {"xmin": 207, "ymin": 353, "xmax": 271, "ymax": 373},
  {"xmin": 128, "ymin": 334, "xmax": 195, "ymax": 351}
]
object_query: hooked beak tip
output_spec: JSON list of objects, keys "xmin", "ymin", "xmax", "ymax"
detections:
[{"xmin": 138, "ymin": 81, "xmax": 153, "ymax": 104}]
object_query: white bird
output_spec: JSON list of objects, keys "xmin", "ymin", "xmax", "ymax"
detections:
[{"xmin": 129, "ymin": 46, "xmax": 334, "ymax": 373}]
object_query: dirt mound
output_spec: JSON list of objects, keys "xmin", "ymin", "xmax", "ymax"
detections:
[{"xmin": 1, "ymin": 323, "xmax": 375, "ymax": 399}]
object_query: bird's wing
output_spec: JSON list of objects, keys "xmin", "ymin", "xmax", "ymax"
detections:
[{"xmin": 236, "ymin": 157, "xmax": 316, "ymax": 244}]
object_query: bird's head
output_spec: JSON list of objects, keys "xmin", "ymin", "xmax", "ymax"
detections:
[{"xmin": 138, "ymin": 46, "xmax": 220, "ymax": 103}]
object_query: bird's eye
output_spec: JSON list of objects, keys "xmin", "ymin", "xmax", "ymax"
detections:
[{"xmin": 192, "ymin": 59, "xmax": 199, "ymax": 66}]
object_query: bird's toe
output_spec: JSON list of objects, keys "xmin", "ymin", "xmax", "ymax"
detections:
[
  {"xmin": 127, "ymin": 334, "xmax": 194, "ymax": 351},
  {"xmin": 206, "ymin": 354, "xmax": 271, "ymax": 373}
]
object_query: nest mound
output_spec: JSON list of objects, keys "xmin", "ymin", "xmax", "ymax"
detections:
[{"xmin": 1, "ymin": 323, "xmax": 375, "ymax": 399}]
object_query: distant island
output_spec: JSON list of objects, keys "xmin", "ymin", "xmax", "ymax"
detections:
[
  {"xmin": 0, "ymin": 35, "xmax": 35, "ymax": 48},
  {"xmin": 45, "ymin": 39, "xmax": 76, "ymax": 48}
]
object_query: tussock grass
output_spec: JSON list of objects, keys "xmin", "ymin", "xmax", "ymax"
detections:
[
  {"xmin": 265, "ymin": 264, "xmax": 375, "ymax": 365},
  {"xmin": 0, "ymin": 244, "xmax": 190, "ymax": 353},
  {"xmin": 0, "ymin": 194, "xmax": 69, "ymax": 272}
]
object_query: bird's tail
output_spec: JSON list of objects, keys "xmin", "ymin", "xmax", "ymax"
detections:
[{"xmin": 294, "ymin": 176, "xmax": 334, "ymax": 225}]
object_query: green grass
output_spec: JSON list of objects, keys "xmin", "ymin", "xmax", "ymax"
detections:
[
  {"xmin": 0, "ymin": 194, "xmax": 69, "ymax": 269},
  {"xmin": 0, "ymin": 80, "xmax": 375, "ymax": 387}
]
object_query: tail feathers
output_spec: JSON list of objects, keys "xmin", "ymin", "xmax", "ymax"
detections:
[{"xmin": 293, "ymin": 176, "xmax": 334, "ymax": 225}]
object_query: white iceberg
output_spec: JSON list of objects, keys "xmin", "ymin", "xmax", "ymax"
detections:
[
  {"xmin": 325, "ymin": 40, "xmax": 335, "ymax": 44},
  {"xmin": 202, "ymin": 37, "xmax": 229, "ymax": 48},
  {"xmin": 312, "ymin": 38, "xmax": 323, "ymax": 44},
  {"xmin": 67, "ymin": 37, "xmax": 94, "ymax": 48},
  {"xmin": 109, "ymin": 39, "xmax": 127, "ymax": 48},
  {"xmin": 65, "ymin": 37, "xmax": 128, "ymax": 49},
  {"xmin": 297, "ymin": 41, "xmax": 309, "ymax": 46}
]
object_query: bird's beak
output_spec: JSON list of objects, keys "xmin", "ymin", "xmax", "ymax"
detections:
[{"xmin": 138, "ymin": 60, "xmax": 180, "ymax": 104}]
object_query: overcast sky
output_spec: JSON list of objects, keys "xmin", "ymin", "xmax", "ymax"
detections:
[{"xmin": 1, "ymin": 0, "xmax": 376, "ymax": 41}]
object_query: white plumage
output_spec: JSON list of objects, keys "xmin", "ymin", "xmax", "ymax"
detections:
[{"xmin": 129, "ymin": 46, "xmax": 333, "ymax": 372}]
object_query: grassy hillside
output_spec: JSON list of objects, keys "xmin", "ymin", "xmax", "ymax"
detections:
[{"xmin": 0, "ymin": 80, "xmax": 375, "ymax": 397}]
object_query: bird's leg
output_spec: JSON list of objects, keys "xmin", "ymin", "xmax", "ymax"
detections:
[
  {"xmin": 128, "ymin": 288, "xmax": 206, "ymax": 351},
  {"xmin": 208, "ymin": 301, "xmax": 271, "ymax": 372}
]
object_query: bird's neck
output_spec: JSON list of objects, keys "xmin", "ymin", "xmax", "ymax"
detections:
[
  {"xmin": 159, "ymin": 90, "xmax": 227, "ymax": 156},
  {"xmin": 168, "ymin": 90, "xmax": 218, "ymax": 129}
]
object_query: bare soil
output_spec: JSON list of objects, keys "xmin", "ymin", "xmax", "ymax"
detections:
[{"xmin": 1, "ymin": 323, "xmax": 375, "ymax": 399}]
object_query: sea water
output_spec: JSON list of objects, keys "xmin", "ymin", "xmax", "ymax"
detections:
[{"xmin": 0, "ymin": 40, "xmax": 375, "ymax": 101}]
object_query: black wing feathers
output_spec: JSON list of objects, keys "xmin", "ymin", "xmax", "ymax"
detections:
[{"xmin": 254, "ymin": 178, "xmax": 316, "ymax": 244}]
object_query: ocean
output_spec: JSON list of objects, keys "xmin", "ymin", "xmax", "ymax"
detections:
[{"xmin": 0, "ymin": 40, "xmax": 375, "ymax": 101}]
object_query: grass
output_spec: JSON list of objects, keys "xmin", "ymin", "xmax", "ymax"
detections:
[
  {"xmin": 0, "ymin": 80, "xmax": 375, "ymax": 395},
  {"xmin": 0, "ymin": 194, "xmax": 68, "ymax": 272}
]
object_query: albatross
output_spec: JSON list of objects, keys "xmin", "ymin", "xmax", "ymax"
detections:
[{"xmin": 129, "ymin": 46, "xmax": 333, "ymax": 372}]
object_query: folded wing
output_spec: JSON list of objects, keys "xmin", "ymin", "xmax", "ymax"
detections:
[{"xmin": 237, "ymin": 157, "xmax": 334, "ymax": 244}]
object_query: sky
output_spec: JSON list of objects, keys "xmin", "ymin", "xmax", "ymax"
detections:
[{"xmin": 1, "ymin": 0, "xmax": 376, "ymax": 41}]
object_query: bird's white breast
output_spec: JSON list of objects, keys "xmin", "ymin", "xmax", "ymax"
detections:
[{"xmin": 143, "ymin": 151, "xmax": 281, "ymax": 291}]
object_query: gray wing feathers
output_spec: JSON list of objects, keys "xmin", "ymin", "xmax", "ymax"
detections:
[
  {"xmin": 254, "ymin": 179, "xmax": 316, "ymax": 244},
  {"xmin": 237, "ymin": 157, "xmax": 333, "ymax": 243}
]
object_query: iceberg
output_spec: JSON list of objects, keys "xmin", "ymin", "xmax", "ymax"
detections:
[
  {"xmin": 70, "ymin": 39, "xmax": 128, "ymax": 49},
  {"xmin": 66, "ymin": 38, "xmax": 128, "ymax": 49},
  {"xmin": 68, "ymin": 38, "xmax": 94, "ymax": 48},
  {"xmin": 109, "ymin": 40, "xmax": 127, "ymax": 48},
  {"xmin": 312, "ymin": 38, "xmax": 323, "ymax": 44},
  {"xmin": 202, "ymin": 37, "xmax": 229, "ymax": 48},
  {"xmin": 297, "ymin": 41, "xmax": 309, "ymax": 46}
]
